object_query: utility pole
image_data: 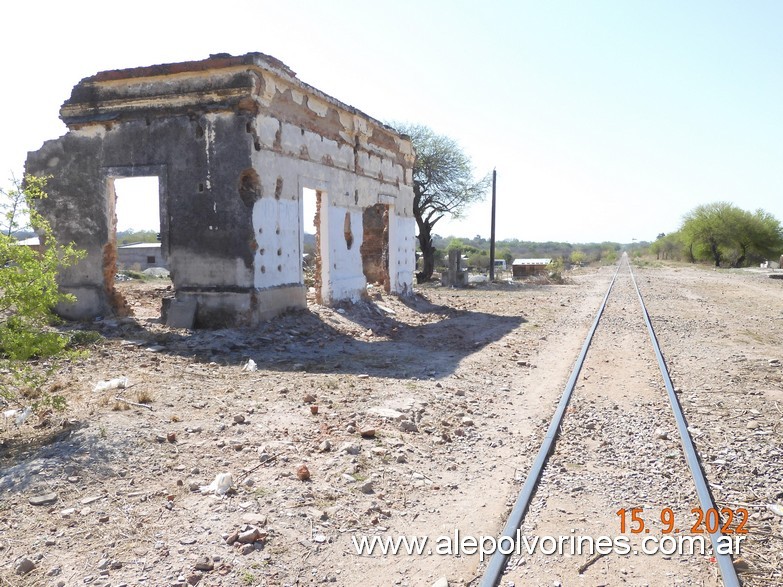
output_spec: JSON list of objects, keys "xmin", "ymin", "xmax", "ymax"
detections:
[{"xmin": 489, "ymin": 168, "xmax": 497, "ymax": 281}]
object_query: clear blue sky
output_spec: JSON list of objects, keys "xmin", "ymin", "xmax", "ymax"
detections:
[{"xmin": 2, "ymin": 0, "xmax": 781, "ymax": 243}]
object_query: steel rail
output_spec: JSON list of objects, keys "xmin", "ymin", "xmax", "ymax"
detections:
[
  {"xmin": 629, "ymin": 263, "xmax": 740, "ymax": 587},
  {"xmin": 480, "ymin": 256, "xmax": 739, "ymax": 586},
  {"xmin": 479, "ymin": 261, "xmax": 623, "ymax": 586}
]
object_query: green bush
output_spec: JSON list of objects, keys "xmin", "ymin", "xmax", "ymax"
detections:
[
  {"xmin": 446, "ymin": 238, "xmax": 464, "ymax": 252},
  {"xmin": 570, "ymin": 250, "xmax": 587, "ymax": 266},
  {"xmin": 601, "ymin": 248, "xmax": 619, "ymax": 264},
  {"xmin": 467, "ymin": 250, "xmax": 489, "ymax": 270},
  {"xmin": 68, "ymin": 330, "xmax": 104, "ymax": 348},
  {"xmin": 547, "ymin": 257, "xmax": 565, "ymax": 283},
  {"xmin": 0, "ymin": 175, "xmax": 85, "ymax": 411}
]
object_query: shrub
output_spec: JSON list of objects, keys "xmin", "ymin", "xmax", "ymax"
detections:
[
  {"xmin": 446, "ymin": 238, "xmax": 464, "ymax": 252},
  {"xmin": 0, "ymin": 175, "xmax": 84, "ymax": 411},
  {"xmin": 570, "ymin": 250, "xmax": 587, "ymax": 266},
  {"xmin": 601, "ymin": 248, "xmax": 619, "ymax": 264},
  {"xmin": 547, "ymin": 257, "xmax": 565, "ymax": 283},
  {"xmin": 467, "ymin": 251, "xmax": 490, "ymax": 270}
]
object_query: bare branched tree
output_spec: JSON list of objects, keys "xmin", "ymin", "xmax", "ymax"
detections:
[{"xmin": 392, "ymin": 123, "xmax": 489, "ymax": 282}]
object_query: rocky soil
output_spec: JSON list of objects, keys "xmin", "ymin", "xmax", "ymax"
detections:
[{"xmin": 0, "ymin": 263, "xmax": 781, "ymax": 587}]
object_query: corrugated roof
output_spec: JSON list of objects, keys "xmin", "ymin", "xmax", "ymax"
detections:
[
  {"xmin": 512, "ymin": 258, "xmax": 551, "ymax": 266},
  {"xmin": 118, "ymin": 242, "xmax": 161, "ymax": 249},
  {"xmin": 15, "ymin": 237, "xmax": 40, "ymax": 246}
]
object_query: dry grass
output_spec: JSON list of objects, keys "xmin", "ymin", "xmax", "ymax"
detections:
[
  {"xmin": 135, "ymin": 388, "xmax": 153, "ymax": 404},
  {"xmin": 111, "ymin": 400, "xmax": 131, "ymax": 411}
]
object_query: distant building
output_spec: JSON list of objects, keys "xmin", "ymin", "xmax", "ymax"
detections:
[
  {"xmin": 14, "ymin": 236, "xmax": 41, "ymax": 253},
  {"xmin": 512, "ymin": 258, "xmax": 551, "ymax": 278},
  {"xmin": 117, "ymin": 242, "xmax": 167, "ymax": 270}
]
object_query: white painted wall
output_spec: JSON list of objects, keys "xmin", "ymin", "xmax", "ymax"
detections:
[
  {"xmin": 321, "ymin": 206, "xmax": 366, "ymax": 303},
  {"xmin": 252, "ymin": 195, "xmax": 300, "ymax": 288},
  {"xmin": 390, "ymin": 215, "xmax": 416, "ymax": 293},
  {"xmin": 249, "ymin": 71, "xmax": 415, "ymax": 304}
]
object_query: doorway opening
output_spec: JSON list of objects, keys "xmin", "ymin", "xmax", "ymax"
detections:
[
  {"xmin": 361, "ymin": 203, "xmax": 390, "ymax": 292},
  {"xmin": 301, "ymin": 188, "xmax": 323, "ymax": 303},
  {"xmin": 109, "ymin": 176, "xmax": 168, "ymax": 321}
]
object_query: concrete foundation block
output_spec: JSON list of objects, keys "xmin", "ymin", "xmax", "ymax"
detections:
[{"xmin": 165, "ymin": 299, "xmax": 198, "ymax": 329}]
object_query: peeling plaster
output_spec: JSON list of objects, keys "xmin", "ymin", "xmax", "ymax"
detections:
[
  {"xmin": 73, "ymin": 126, "xmax": 108, "ymax": 139},
  {"xmin": 204, "ymin": 116, "xmax": 216, "ymax": 190},
  {"xmin": 305, "ymin": 96, "xmax": 329, "ymax": 117}
]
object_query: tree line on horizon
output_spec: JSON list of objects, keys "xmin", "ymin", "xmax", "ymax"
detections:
[
  {"xmin": 429, "ymin": 234, "xmax": 633, "ymax": 270},
  {"xmin": 431, "ymin": 202, "xmax": 783, "ymax": 271}
]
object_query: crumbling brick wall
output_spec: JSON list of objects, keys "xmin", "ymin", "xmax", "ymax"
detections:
[{"xmin": 361, "ymin": 203, "xmax": 389, "ymax": 289}]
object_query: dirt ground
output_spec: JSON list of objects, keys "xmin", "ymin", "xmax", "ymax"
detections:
[{"xmin": 0, "ymin": 263, "xmax": 781, "ymax": 587}]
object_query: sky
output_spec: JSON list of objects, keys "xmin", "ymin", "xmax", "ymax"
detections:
[{"xmin": 2, "ymin": 0, "xmax": 781, "ymax": 243}]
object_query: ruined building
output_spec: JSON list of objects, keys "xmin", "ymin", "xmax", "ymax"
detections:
[{"xmin": 26, "ymin": 53, "xmax": 416, "ymax": 326}]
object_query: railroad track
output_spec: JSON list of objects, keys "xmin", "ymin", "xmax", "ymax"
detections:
[{"xmin": 479, "ymin": 254, "xmax": 742, "ymax": 587}]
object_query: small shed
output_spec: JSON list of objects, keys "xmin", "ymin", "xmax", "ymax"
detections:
[
  {"xmin": 512, "ymin": 258, "xmax": 551, "ymax": 277},
  {"xmin": 117, "ymin": 242, "xmax": 167, "ymax": 270}
]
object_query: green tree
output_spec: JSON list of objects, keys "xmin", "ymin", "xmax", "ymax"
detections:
[
  {"xmin": 117, "ymin": 229, "xmax": 159, "ymax": 245},
  {"xmin": 467, "ymin": 250, "xmax": 489, "ymax": 270},
  {"xmin": 0, "ymin": 175, "xmax": 84, "ymax": 360},
  {"xmin": 601, "ymin": 248, "xmax": 619, "ymax": 264},
  {"xmin": 1, "ymin": 174, "xmax": 29, "ymax": 237},
  {"xmin": 497, "ymin": 247, "xmax": 514, "ymax": 265},
  {"xmin": 446, "ymin": 238, "xmax": 465, "ymax": 252},
  {"xmin": 649, "ymin": 232, "xmax": 685, "ymax": 260},
  {"xmin": 0, "ymin": 175, "xmax": 89, "ymax": 414},
  {"xmin": 730, "ymin": 209, "xmax": 783, "ymax": 267},
  {"xmin": 391, "ymin": 123, "xmax": 489, "ymax": 282},
  {"xmin": 570, "ymin": 250, "xmax": 587, "ymax": 266},
  {"xmin": 680, "ymin": 202, "xmax": 783, "ymax": 267}
]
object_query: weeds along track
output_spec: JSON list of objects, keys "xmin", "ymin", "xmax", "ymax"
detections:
[{"xmin": 480, "ymin": 254, "xmax": 742, "ymax": 587}]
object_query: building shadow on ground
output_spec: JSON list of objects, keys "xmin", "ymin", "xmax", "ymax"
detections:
[{"xmin": 81, "ymin": 293, "xmax": 526, "ymax": 380}]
